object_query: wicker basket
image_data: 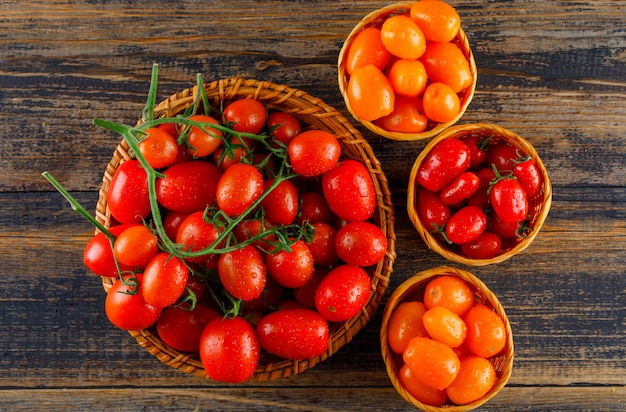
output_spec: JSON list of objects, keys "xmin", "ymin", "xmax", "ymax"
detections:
[
  {"xmin": 337, "ymin": 2, "xmax": 477, "ymax": 141},
  {"xmin": 407, "ymin": 123, "xmax": 552, "ymax": 266},
  {"xmin": 380, "ymin": 266, "xmax": 514, "ymax": 411},
  {"xmin": 95, "ymin": 77, "xmax": 397, "ymax": 381}
]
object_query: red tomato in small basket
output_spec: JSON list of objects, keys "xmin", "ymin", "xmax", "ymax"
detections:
[
  {"xmin": 416, "ymin": 138, "xmax": 471, "ymax": 192},
  {"xmin": 107, "ymin": 160, "xmax": 150, "ymax": 224},
  {"xmin": 416, "ymin": 187, "xmax": 451, "ymax": 232},
  {"xmin": 490, "ymin": 178, "xmax": 529, "ymax": 223},
  {"xmin": 445, "ymin": 205, "xmax": 487, "ymax": 244},
  {"xmin": 439, "ymin": 171, "xmax": 480, "ymax": 206},
  {"xmin": 513, "ymin": 158, "xmax": 543, "ymax": 198},
  {"xmin": 461, "ymin": 232, "xmax": 503, "ymax": 259}
]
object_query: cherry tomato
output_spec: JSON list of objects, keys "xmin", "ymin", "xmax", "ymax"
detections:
[
  {"xmin": 445, "ymin": 205, "xmax": 487, "ymax": 244},
  {"xmin": 256, "ymin": 308, "xmax": 329, "ymax": 360},
  {"xmin": 380, "ymin": 15, "xmax": 426, "ymax": 60},
  {"xmin": 218, "ymin": 245, "xmax": 267, "ymax": 301},
  {"xmin": 265, "ymin": 239, "xmax": 315, "ymax": 288},
  {"xmin": 268, "ymin": 111, "xmax": 301, "ymax": 146},
  {"xmin": 410, "ymin": 0, "xmax": 461, "ymax": 43},
  {"xmin": 199, "ymin": 316, "xmax": 260, "ymax": 383},
  {"xmin": 233, "ymin": 217, "xmax": 276, "ymax": 250},
  {"xmin": 345, "ymin": 27, "xmax": 391, "ymax": 76},
  {"xmin": 399, "ymin": 363, "xmax": 447, "ymax": 407},
  {"xmin": 315, "ymin": 264, "xmax": 371, "ymax": 322},
  {"xmin": 461, "ymin": 231, "xmax": 503, "ymax": 259},
  {"xmin": 156, "ymin": 304, "xmax": 220, "ymax": 353},
  {"xmin": 261, "ymin": 178, "xmax": 299, "ymax": 225},
  {"xmin": 157, "ymin": 122, "xmax": 179, "ymax": 139},
  {"xmin": 105, "ymin": 275, "xmax": 161, "ymax": 331},
  {"xmin": 485, "ymin": 141, "xmax": 519, "ymax": 172},
  {"xmin": 83, "ymin": 224, "xmax": 139, "ymax": 277},
  {"xmin": 335, "ymin": 221, "xmax": 387, "ymax": 267},
  {"xmin": 447, "ymin": 355, "xmax": 496, "ymax": 405},
  {"xmin": 423, "ymin": 275, "xmax": 475, "ymax": 317},
  {"xmin": 415, "ymin": 187, "xmax": 451, "ymax": 232},
  {"xmin": 422, "ymin": 82, "xmax": 460, "ymax": 123},
  {"xmin": 460, "ymin": 135, "xmax": 489, "ymax": 168},
  {"xmin": 513, "ymin": 158, "xmax": 543, "ymax": 198},
  {"xmin": 403, "ymin": 336, "xmax": 460, "ymax": 391},
  {"xmin": 305, "ymin": 222, "xmax": 340, "ymax": 267},
  {"xmin": 176, "ymin": 211, "xmax": 223, "ymax": 263},
  {"xmin": 295, "ymin": 191, "xmax": 334, "ymax": 225},
  {"xmin": 417, "ymin": 138, "xmax": 471, "ymax": 192},
  {"xmin": 375, "ymin": 96, "xmax": 428, "ymax": 133},
  {"xmin": 420, "ymin": 41, "xmax": 473, "ymax": 93},
  {"xmin": 156, "ymin": 160, "xmax": 222, "ymax": 213},
  {"xmin": 467, "ymin": 167, "xmax": 496, "ymax": 209},
  {"xmin": 387, "ymin": 301, "xmax": 428, "ymax": 354},
  {"xmin": 288, "ymin": 130, "xmax": 341, "ymax": 177},
  {"xmin": 141, "ymin": 252, "xmax": 189, "ymax": 309},
  {"xmin": 107, "ymin": 160, "xmax": 150, "ymax": 224},
  {"xmin": 322, "ymin": 160, "xmax": 376, "ymax": 222},
  {"xmin": 293, "ymin": 267, "xmax": 329, "ymax": 309},
  {"xmin": 490, "ymin": 178, "xmax": 529, "ymax": 223},
  {"xmin": 138, "ymin": 127, "xmax": 179, "ymax": 169},
  {"xmin": 488, "ymin": 212, "xmax": 521, "ymax": 239},
  {"xmin": 185, "ymin": 114, "xmax": 223, "ymax": 158},
  {"xmin": 463, "ymin": 303, "xmax": 507, "ymax": 358},
  {"xmin": 162, "ymin": 211, "xmax": 188, "ymax": 242},
  {"xmin": 347, "ymin": 64, "xmax": 395, "ymax": 121},
  {"xmin": 216, "ymin": 163, "xmax": 264, "ymax": 217},
  {"xmin": 439, "ymin": 171, "xmax": 480, "ymax": 205},
  {"xmin": 223, "ymin": 99, "xmax": 267, "ymax": 134},
  {"xmin": 423, "ymin": 306, "xmax": 467, "ymax": 348},
  {"xmin": 113, "ymin": 225, "xmax": 158, "ymax": 268},
  {"xmin": 387, "ymin": 58, "xmax": 428, "ymax": 97}
]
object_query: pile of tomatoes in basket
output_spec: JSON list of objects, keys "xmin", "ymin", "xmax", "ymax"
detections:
[
  {"xmin": 345, "ymin": 0, "xmax": 472, "ymax": 132},
  {"xmin": 416, "ymin": 135, "xmax": 543, "ymax": 259},
  {"xmin": 83, "ymin": 97, "xmax": 387, "ymax": 383},
  {"xmin": 387, "ymin": 275, "xmax": 506, "ymax": 406}
]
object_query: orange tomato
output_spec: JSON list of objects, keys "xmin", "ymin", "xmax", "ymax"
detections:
[
  {"xmin": 347, "ymin": 64, "xmax": 395, "ymax": 121},
  {"xmin": 387, "ymin": 58, "xmax": 428, "ymax": 97},
  {"xmin": 422, "ymin": 306, "xmax": 467, "ymax": 348},
  {"xmin": 375, "ymin": 96, "xmax": 428, "ymax": 134},
  {"xmin": 398, "ymin": 363, "xmax": 447, "ymax": 406},
  {"xmin": 380, "ymin": 15, "xmax": 426, "ymax": 60},
  {"xmin": 387, "ymin": 301, "xmax": 429, "ymax": 354},
  {"xmin": 403, "ymin": 336, "xmax": 460, "ymax": 390},
  {"xmin": 423, "ymin": 275, "xmax": 475, "ymax": 317},
  {"xmin": 345, "ymin": 27, "xmax": 391, "ymax": 76},
  {"xmin": 410, "ymin": 0, "xmax": 461, "ymax": 43},
  {"xmin": 463, "ymin": 303, "xmax": 507, "ymax": 358},
  {"xmin": 420, "ymin": 41, "xmax": 473, "ymax": 93},
  {"xmin": 422, "ymin": 82, "xmax": 460, "ymax": 123},
  {"xmin": 446, "ymin": 356, "xmax": 496, "ymax": 405}
]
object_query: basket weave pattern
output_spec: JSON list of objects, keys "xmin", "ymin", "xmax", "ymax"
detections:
[{"xmin": 96, "ymin": 78, "xmax": 397, "ymax": 381}]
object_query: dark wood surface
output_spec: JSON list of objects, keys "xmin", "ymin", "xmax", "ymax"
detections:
[{"xmin": 1, "ymin": 0, "xmax": 625, "ymax": 410}]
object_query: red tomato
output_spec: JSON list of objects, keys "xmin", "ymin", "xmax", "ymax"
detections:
[
  {"xmin": 488, "ymin": 212, "xmax": 521, "ymax": 239},
  {"xmin": 199, "ymin": 316, "xmax": 260, "ymax": 383},
  {"xmin": 375, "ymin": 95, "xmax": 428, "ymax": 133},
  {"xmin": 345, "ymin": 26, "xmax": 391, "ymax": 76},
  {"xmin": 459, "ymin": 134, "xmax": 489, "ymax": 168},
  {"xmin": 176, "ymin": 211, "xmax": 223, "ymax": 263},
  {"xmin": 439, "ymin": 171, "xmax": 480, "ymax": 205},
  {"xmin": 138, "ymin": 127, "xmax": 179, "ymax": 169},
  {"xmin": 268, "ymin": 111, "xmax": 301, "ymax": 146},
  {"xmin": 380, "ymin": 15, "xmax": 426, "ymax": 60},
  {"xmin": 410, "ymin": 0, "xmax": 461, "ymax": 43},
  {"xmin": 265, "ymin": 239, "xmax": 315, "ymax": 288},
  {"xmin": 485, "ymin": 141, "xmax": 519, "ymax": 172},
  {"xmin": 463, "ymin": 303, "xmax": 507, "ymax": 358},
  {"xmin": 461, "ymin": 231, "xmax": 503, "ymax": 259},
  {"xmin": 141, "ymin": 252, "xmax": 189, "ymax": 309},
  {"xmin": 162, "ymin": 211, "xmax": 188, "ymax": 242},
  {"xmin": 261, "ymin": 178, "xmax": 299, "ymax": 225},
  {"xmin": 420, "ymin": 41, "xmax": 473, "ymax": 93},
  {"xmin": 156, "ymin": 304, "xmax": 220, "ymax": 353},
  {"xmin": 387, "ymin": 301, "xmax": 428, "ymax": 354},
  {"xmin": 467, "ymin": 167, "xmax": 496, "ymax": 209},
  {"xmin": 107, "ymin": 160, "xmax": 150, "ymax": 224},
  {"xmin": 445, "ymin": 205, "xmax": 487, "ymax": 244},
  {"xmin": 105, "ymin": 275, "xmax": 161, "ymax": 331},
  {"xmin": 347, "ymin": 64, "xmax": 395, "ymax": 121},
  {"xmin": 447, "ymin": 356, "xmax": 496, "ymax": 405},
  {"xmin": 305, "ymin": 222, "xmax": 340, "ymax": 267},
  {"xmin": 403, "ymin": 336, "xmax": 460, "ymax": 391},
  {"xmin": 398, "ymin": 363, "xmax": 447, "ymax": 407},
  {"xmin": 113, "ymin": 225, "xmax": 158, "ymax": 268},
  {"xmin": 223, "ymin": 99, "xmax": 267, "ymax": 135},
  {"xmin": 293, "ymin": 267, "xmax": 329, "ymax": 309},
  {"xmin": 83, "ymin": 224, "xmax": 139, "ymax": 277},
  {"xmin": 513, "ymin": 158, "xmax": 543, "ymax": 198},
  {"xmin": 186, "ymin": 114, "xmax": 223, "ymax": 158},
  {"xmin": 417, "ymin": 138, "xmax": 471, "ymax": 192},
  {"xmin": 415, "ymin": 187, "xmax": 451, "ymax": 232},
  {"xmin": 256, "ymin": 308, "xmax": 329, "ymax": 360},
  {"xmin": 295, "ymin": 191, "xmax": 334, "ymax": 225},
  {"xmin": 315, "ymin": 264, "xmax": 371, "ymax": 322},
  {"xmin": 218, "ymin": 245, "xmax": 267, "ymax": 301},
  {"xmin": 490, "ymin": 178, "xmax": 529, "ymax": 223},
  {"xmin": 232, "ymin": 217, "xmax": 276, "ymax": 250},
  {"xmin": 422, "ymin": 82, "xmax": 460, "ymax": 123},
  {"xmin": 156, "ymin": 160, "xmax": 222, "ymax": 213},
  {"xmin": 216, "ymin": 163, "xmax": 264, "ymax": 217},
  {"xmin": 322, "ymin": 160, "xmax": 376, "ymax": 222},
  {"xmin": 335, "ymin": 221, "xmax": 387, "ymax": 267},
  {"xmin": 288, "ymin": 130, "xmax": 341, "ymax": 177}
]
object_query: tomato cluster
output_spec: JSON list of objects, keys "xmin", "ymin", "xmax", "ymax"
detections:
[
  {"xmin": 415, "ymin": 135, "xmax": 543, "ymax": 259},
  {"xmin": 84, "ymin": 95, "xmax": 388, "ymax": 383},
  {"xmin": 387, "ymin": 275, "xmax": 506, "ymax": 406},
  {"xmin": 344, "ymin": 0, "xmax": 472, "ymax": 132}
]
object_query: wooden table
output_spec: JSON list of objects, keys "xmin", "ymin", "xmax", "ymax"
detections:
[{"xmin": 1, "ymin": 1, "xmax": 625, "ymax": 410}]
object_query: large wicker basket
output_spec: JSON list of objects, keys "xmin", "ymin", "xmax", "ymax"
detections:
[
  {"xmin": 407, "ymin": 123, "xmax": 552, "ymax": 266},
  {"xmin": 380, "ymin": 266, "xmax": 514, "ymax": 411},
  {"xmin": 95, "ymin": 78, "xmax": 397, "ymax": 381},
  {"xmin": 338, "ymin": 2, "xmax": 477, "ymax": 141}
]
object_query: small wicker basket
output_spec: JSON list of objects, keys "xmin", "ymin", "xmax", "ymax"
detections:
[
  {"xmin": 96, "ymin": 78, "xmax": 397, "ymax": 381},
  {"xmin": 380, "ymin": 266, "xmax": 514, "ymax": 411},
  {"xmin": 337, "ymin": 2, "xmax": 477, "ymax": 141},
  {"xmin": 407, "ymin": 123, "xmax": 552, "ymax": 266}
]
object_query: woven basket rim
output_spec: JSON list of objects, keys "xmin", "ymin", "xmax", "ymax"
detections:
[
  {"xmin": 380, "ymin": 266, "xmax": 514, "ymax": 411},
  {"xmin": 407, "ymin": 122, "xmax": 552, "ymax": 266},
  {"xmin": 337, "ymin": 2, "xmax": 477, "ymax": 141},
  {"xmin": 95, "ymin": 77, "xmax": 397, "ymax": 382}
]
